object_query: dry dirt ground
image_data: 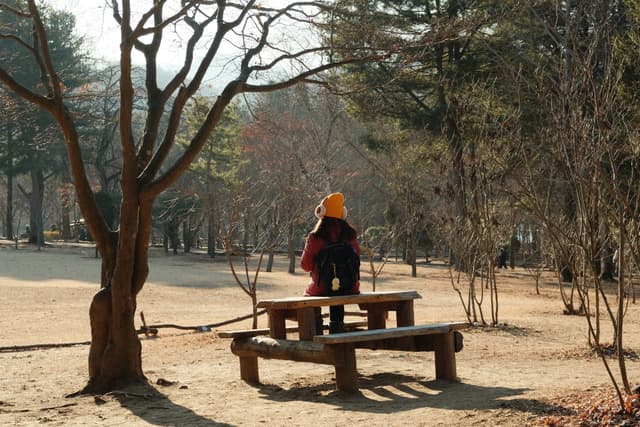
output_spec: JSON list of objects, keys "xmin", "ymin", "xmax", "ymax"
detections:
[{"xmin": 1, "ymin": 243, "xmax": 640, "ymax": 426}]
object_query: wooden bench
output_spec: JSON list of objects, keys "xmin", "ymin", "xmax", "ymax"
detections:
[{"xmin": 227, "ymin": 322, "xmax": 468, "ymax": 392}]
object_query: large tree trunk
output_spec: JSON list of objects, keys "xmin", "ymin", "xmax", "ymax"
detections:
[
  {"xmin": 266, "ymin": 250, "xmax": 275, "ymax": 272},
  {"xmin": 86, "ymin": 285, "xmax": 143, "ymax": 391},
  {"xmin": 207, "ymin": 211, "xmax": 216, "ymax": 257},
  {"xmin": 5, "ymin": 169, "xmax": 13, "ymax": 241},
  {"xmin": 82, "ymin": 199, "xmax": 151, "ymax": 393},
  {"xmin": 85, "ymin": 284, "xmax": 144, "ymax": 392},
  {"xmin": 599, "ymin": 223, "xmax": 615, "ymax": 281},
  {"xmin": 409, "ymin": 232, "xmax": 417, "ymax": 278},
  {"xmin": 205, "ymin": 154, "xmax": 216, "ymax": 257},
  {"xmin": 4, "ymin": 125, "xmax": 14, "ymax": 240},
  {"xmin": 164, "ymin": 220, "xmax": 180, "ymax": 254},
  {"xmin": 61, "ymin": 207, "xmax": 72, "ymax": 241},
  {"xmin": 183, "ymin": 219, "xmax": 192, "ymax": 253},
  {"xmin": 28, "ymin": 168, "xmax": 45, "ymax": 248},
  {"xmin": 288, "ymin": 221, "xmax": 296, "ymax": 274},
  {"xmin": 444, "ymin": 98, "xmax": 467, "ymax": 271}
]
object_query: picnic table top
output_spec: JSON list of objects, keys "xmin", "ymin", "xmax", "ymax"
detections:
[{"xmin": 256, "ymin": 290, "xmax": 422, "ymax": 310}]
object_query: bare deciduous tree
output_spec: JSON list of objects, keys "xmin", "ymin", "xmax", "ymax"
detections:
[
  {"xmin": 0, "ymin": 0, "xmax": 386, "ymax": 393},
  {"xmin": 509, "ymin": 2, "xmax": 638, "ymax": 409}
]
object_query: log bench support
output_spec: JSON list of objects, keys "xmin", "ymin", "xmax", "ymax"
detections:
[
  {"xmin": 226, "ymin": 322, "xmax": 468, "ymax": 392},
  {"xmin": 332, "ymin": 344, "xmax": 357, "ymax": 392},
  {"xmin": 230, "ymin": 337, "xmax": 360, "ymax": 392},
  {"xmin": 433, "ymin": 331, "xmax": 457, "ymax": 381}
]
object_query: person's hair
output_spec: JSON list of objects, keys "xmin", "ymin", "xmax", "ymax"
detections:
[{"xmin": 311, "ymin": 217, "xmax": 357, "ymax": 241}]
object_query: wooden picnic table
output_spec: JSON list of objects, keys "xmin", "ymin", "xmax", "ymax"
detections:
[
  {"xmin": 218, "ymin": 290, "xmax": 469, "ymax": 392},
  {"xmin": 255, "ymin": 290, "xmax": 421, "ymax": 340}
]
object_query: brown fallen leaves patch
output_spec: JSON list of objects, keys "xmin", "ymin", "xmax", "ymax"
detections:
[
  {"xmin": 529, "ymin": 342, "xmax": 640, "ymax": 425},
  {"xmin": 551, "ymin": 342, "xmax": 639, "ymax": 361},
  {"xmin": 591, "ymin": 343, "xmax": 640, "ymax": 360},
  {"xmin": 531, "ymin": 387, "xmax": 640, "ymax": 426}
]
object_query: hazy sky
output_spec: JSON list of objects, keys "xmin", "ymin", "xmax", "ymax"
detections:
[
  {"xmin": 43, "ymin": 1, "xmax": 318, "ymax": 89},
  {"xmin": 45, "ymin": 1, "xmax": 206, "ymax": 72},
  {"xmin": 46, "ymin": 1, "xmax": 122, "ymax": 64}
]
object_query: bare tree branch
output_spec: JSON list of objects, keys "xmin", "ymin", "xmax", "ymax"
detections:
[{"xmin": 0, "ymin": 68, "xmax": 53, "ymax": 108}]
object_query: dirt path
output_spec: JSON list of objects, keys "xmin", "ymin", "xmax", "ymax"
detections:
[{"xmin": 1, "ymin": 245, "xmax": 638, "ymax": 426}]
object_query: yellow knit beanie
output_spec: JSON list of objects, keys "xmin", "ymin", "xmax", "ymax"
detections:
[{"xmin": 315, "ymin": 192, "xmax": 347, "ymax": 219}]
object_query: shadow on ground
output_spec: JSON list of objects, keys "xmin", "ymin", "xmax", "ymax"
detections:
[
  {"xmin": 256, "ymin": 374, "xmax": 574, "ymax": 418},
  {"xmin": 111, "ymin": 383, "xmax": 231, "ymax": 427}
]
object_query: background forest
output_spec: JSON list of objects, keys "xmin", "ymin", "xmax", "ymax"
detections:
[{"xmin": 2, "ymin": 0, "xmax": 640, "ymax": 410}]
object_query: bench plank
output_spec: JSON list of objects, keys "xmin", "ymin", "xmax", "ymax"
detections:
[
  {"xmin": 256, "ymin": 290, "xmax": 421, "ymax": 310},
  {"xmin": 217, "ymin": 320, "xmax": 368, "ymax": 339},
  {"xmin": 313, "ymin": 322, "xmax": 469, "ymax": 344}
]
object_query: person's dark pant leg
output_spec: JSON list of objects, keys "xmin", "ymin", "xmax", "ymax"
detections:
[{"xmin": 329, "ymin": 305, "xmax": 345, "ymax": 333}]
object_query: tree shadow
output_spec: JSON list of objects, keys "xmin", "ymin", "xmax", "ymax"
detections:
[
  {"xmin": 255, "ymin": 374, "xmax": 574, "ymax": 418},
  {"xmin": 0, "ymin": 244, "xmax": 246, "ymax": 290},
  {"xmin": 109, "ymin": 383, "xmax": 232, "ymax": 427},
  {"xmin": 471, "ymin": 323, "xmax": 534, "ymax": 337}
]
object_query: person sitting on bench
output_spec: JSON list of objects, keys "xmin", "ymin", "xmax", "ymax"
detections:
[{"xmin": 301, "ymin": 192, "xmax": 361, "ymax": 334}]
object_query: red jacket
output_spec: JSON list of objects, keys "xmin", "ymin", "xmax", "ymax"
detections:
[{"xmin": 300, "ymin": 224, "xmax": 361, "ymax": 296}]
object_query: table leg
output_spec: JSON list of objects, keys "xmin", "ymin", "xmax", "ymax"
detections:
[
  {"xmin": 333, "ymin": 344, "xmax": 358, "ymax": 392},
  {"xmin": 269, "ymin": 310, "xmax": 287, "ymax": 339},
  {"xmin": 367, "ymin": 308, "xmax": 387, "ymax": 329},
  {"xmin": 238, "ymin": 355, "xmax": 259, "ymax": 383},
  {"xmin": 433, "ymin": 332, "xmax": 457, "ymax": 381},
  {"xmin": 297, "ymin": 307, "xmax": 319, "ymax": 340},
  {"xmin": 396, "ymin": 300, "xmax": 415, "ymax": 326}
]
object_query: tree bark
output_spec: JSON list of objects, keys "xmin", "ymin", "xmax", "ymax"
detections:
[
  {"xmin": 599, "ymin": 223, "xmax": 615, "ymax": 281},
  {"xmin": 28, "ymin": 168, "xmax": 45, "ymax": 248},
  {"xmin": 83, "ymin": 199, "xmax": 150, "ymax": 393},
  {"xmin": 266, "ymin": 251, "xmax": 274, "ymax": 272},
  {"xmin": 5, "ymin": 169, "xmax": 13, "ymax": 241},
  {"xmin": 183, "ymin": 219, "xmax": 192, "ymax": 253},
  {"xmin": 4, "ymin": 124, "xmax": 14, "ymax": 240},
  {"xmin": 61, "ymin": 207, "xmax": 71, "ymax": 241},
  {"xmin": 207, "ymin": 211, "xmax": 216, "ymax": 257},
  {"xmin": 288, "ymin": 221, "xmax": 296, "ymax": 274},
  {"xmin": 85, "ymin": 284, "xmax": 144, "ymax": 392}
]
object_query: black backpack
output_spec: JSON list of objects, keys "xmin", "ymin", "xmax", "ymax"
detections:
[{"xmin": 316, "ymin": 241, "xmax": 360, "ymax": 295}]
